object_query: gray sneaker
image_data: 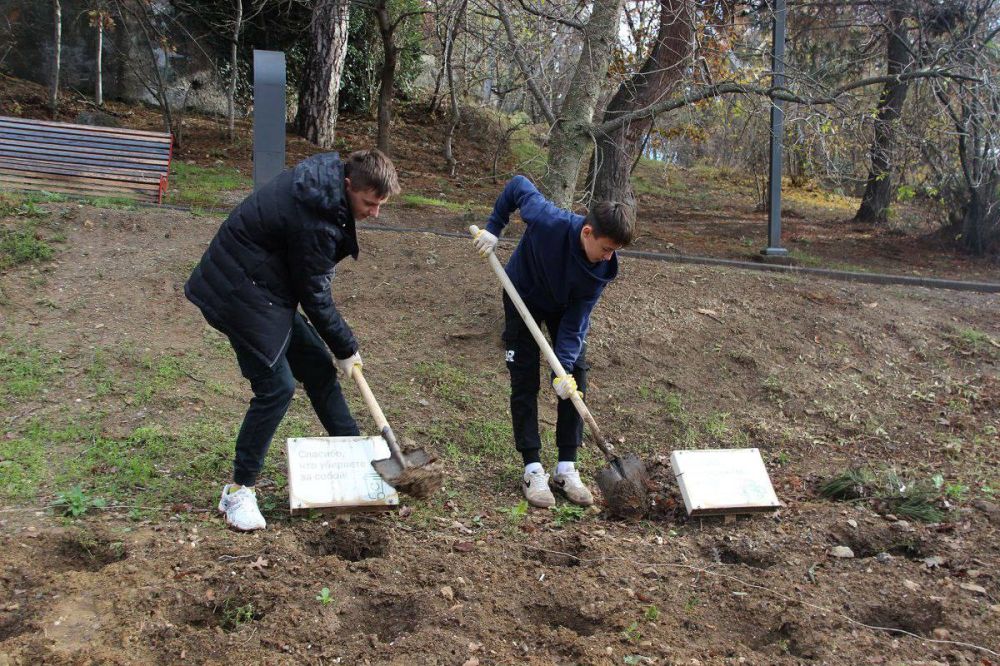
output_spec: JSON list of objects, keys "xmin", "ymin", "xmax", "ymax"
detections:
[
  {"xmin": 522, "ymin": 471, "xmax": 556, "ymax": 508},
  {"xmin": 550, "ymin": 469, "xmax": 595, "ymax": 506}
]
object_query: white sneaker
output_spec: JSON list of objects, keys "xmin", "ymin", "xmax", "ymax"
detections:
[
  {"xmin": 550, "ymin": 468, "xmax": 595, "ymax": 506},
  {"xmin": 522, "ymin": 471, "xmax": 556, "ymax": 508},
  {"xmin": 218, "ymin": 484, "xmax": 266, "ymax": 531}
]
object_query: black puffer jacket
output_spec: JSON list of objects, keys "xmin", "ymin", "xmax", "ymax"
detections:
[{"xmin": 185, "ymin": 152, "xmax": 360, "ymax": 367}]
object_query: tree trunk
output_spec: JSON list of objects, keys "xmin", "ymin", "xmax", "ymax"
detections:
[
  {"xmin": 295, "ymin": 0, "xmax": 351, "ymax": 149},
  {"xmin": 442, "ymin": 0, "xmax": 467, "ymax": 174},
  {"xmin": 95, "ymin": 15, "xmax": 103, "ymax": 106},
  {"xmin": 591, "ymin": 0, "xmax": 692, "ymax": 206},
  {"xmin": 227, "ymin": 0, "xmax": 243, "ymax": 142},
  {"xmin": 854, "ymin": 4, "xmax": 913, "ymax": 225},
  {"xmin": 50, "ymin": 0, "xmax": 61, "ymax": 116},
  {"xmin": 375, "ymin": 0, "xmax": 398, "ymax": 154},
  {"xmin": 541, "ymin": 0, "xmax": 624, "ymax": 207}
]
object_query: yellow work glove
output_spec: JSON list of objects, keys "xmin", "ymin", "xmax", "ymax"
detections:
[{"xmin": 552, "ymin": 375, "xmax": 580, "ymax": 400}]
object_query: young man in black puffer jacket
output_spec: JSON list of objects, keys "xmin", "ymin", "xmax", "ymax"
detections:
[{"xmin": 185, "ymin": 149, "xmax": 399, "ymax": 531}]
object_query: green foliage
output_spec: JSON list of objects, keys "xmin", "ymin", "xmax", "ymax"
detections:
[
  {"xmin": 622, "ymin": 621, "xmax": 642, "ymax": 642},
  {"xmin": 819, "ymin": 467, "xmax": 873, "ymax": 500},
  {"xmin": 0, "ymin": 220, "xmax": 55, "ymax": 269},
  {"xmin": 0, "ymin": 343, "xmax": 63, "ymax": 402},
  {"xmin": 340, "ymin": 0, "xmax": 425, "ymax": 115},
  {"xmin": 551, "ymin": 503, "xmax": 586, "ymax": 527},
  {"xmin": 821, "ymin": 467, "xmax": 947, "ymax": 522},
  {"xmin": 167, "ymin": 161, "xmax": 250, "ymax": 206},
  {"xmin": 643, "ymin": 605, "xmax": 660, "ymax": 622},
  {"xmin": 54, "ymin": 485, "xmax": 107, "ymax": 517},
  {"xmin": 500, "ymin": 499, "xmax": 529, "ymax": 525},
  {"xmin": 316, "ymin": 587, "xmax": 334, "ymax": 605},
  {"xmin": 220, "ymin": 600, "xmax": 257, "ymax": 631}
]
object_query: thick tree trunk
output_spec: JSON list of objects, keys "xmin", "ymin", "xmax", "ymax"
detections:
[
  {"xmin": 295, "ymin": 0, "xmax": 350, "ymax": 149},
  {"xmin": 855, "ymin": 5, "xmax": 913, "ymax": 225},
  {"xmin": 375, "ymin": 1, "xmax": 398, "ymax": 154},
  {"xmin": 541, "ymin": 0, "xmax": 624, "ymax": 207},
  {"xmin": 50, "ymin": 0, "xmax": 61, "ymax": 116},
  {"xmin": 591, "ymin": 0, "xmax": 692, "ymax": 206},
  {"xmin": 227, "ymin": 0, "xmax": 243, "ymax": 142}
]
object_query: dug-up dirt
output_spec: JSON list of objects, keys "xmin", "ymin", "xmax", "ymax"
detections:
[{"xmin": 0, "ymin": 201, "xmax": 998, "ymax": 664}]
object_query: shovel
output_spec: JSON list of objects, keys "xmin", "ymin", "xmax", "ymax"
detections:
[
  {"xmin": 349, "ymin": 365, "xmax": 442, "ymax": 499},
  {"xmin": 469, "ymin": 225, "xmax": 649, "ymax": 518}
]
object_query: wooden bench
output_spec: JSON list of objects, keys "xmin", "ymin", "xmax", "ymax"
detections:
[{"xmin": 0, "ymin": 115, "xmax": 173, "ymax": 204}]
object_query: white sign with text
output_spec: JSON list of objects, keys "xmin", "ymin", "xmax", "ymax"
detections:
[{"xmin": 286, "ymin": 436, "xmax": 399, "ymax": 512}]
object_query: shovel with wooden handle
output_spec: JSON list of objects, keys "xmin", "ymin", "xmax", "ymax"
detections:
[
  {"xmin": 469, "ymin": 225, "xmax": 649, "ymax": 518},
  {"xmin": 350, "ymin": 365, "xmax": 442, "ymax": 499}
]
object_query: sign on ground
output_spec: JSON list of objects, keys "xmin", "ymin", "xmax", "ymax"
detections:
[
  {"xmin": 670, "ymin": 448, "xmax": 781, "ymax": 516},
  {"xmin": 286, "ymin": 436, "xmax": 399, "ymax": 513}
]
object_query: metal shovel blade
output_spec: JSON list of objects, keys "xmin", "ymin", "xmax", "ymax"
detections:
[
  {"xmin": 372, "ymin": 447, "xmax": 442, "ymax": 499},
  {"xmin": 595, "ymin": 453, "xmax": 649, "ymax": 519}
]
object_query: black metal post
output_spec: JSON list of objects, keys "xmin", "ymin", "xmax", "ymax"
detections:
[
  {"xmin": 253, "ymin": 50, "xmax": 286, "ymax": 191},
  {"xmin": 762, "ymin": 0, "xmax": 789, "ymax": 257}
]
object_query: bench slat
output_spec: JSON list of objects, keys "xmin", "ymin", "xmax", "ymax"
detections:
[
  {"xmin": 0, "ymin": 175, "xmax": 160, "ymax": 200},
  {"xmin": 0, "ymin": 147, "xmax": 170, "ymax": 170},
  {"xmin": 0, "ymin": 116, "xmax": 173, "ymax": 142},
  {"xmin": 0, "ymin": 136, "xmax": 171, "ymax": 162},
  {"xmin": 0, "ymin": 158, "xmax": 165, "ymax": 182},
  {"xmin": 0, "ymin": 163, "xmax": 163, "ymax": 186},
  {"xmin": 0, "ymin": 128, "xmax": 171, "ymax": 156}
]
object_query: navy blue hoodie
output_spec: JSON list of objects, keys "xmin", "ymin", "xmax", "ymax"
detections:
[{"xmin": 485, "ymin": 176, "xmax": 618, "ymax": 372}]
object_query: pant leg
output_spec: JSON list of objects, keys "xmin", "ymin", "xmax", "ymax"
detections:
[
  {"xmin": 230, "ymin": 339, "xmax": 296, "ymax": 487},
  {"xmin": 544, "ymin": 312, "xmax": 590, "ymax": 463},
  {"xmin": 285, "ymin": 313, "xmax": 360, "ymax": 437},
  {"xmin": 503, "ymin": 292, "xmax": 542, "ymax": 465}
]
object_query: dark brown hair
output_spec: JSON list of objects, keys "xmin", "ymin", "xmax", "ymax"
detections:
[
  {"xmin": 344, "ymin": 149, "xmax": 401, "ymax": 198},
  {"xmin": 585, "ymin": 201, "xmax": 635, "ymax": 246}
]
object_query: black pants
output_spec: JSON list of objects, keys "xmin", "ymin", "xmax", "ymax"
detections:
[
  {"xmin": 502, "ymin": 292, "xmax": 589, "ymax": 466},
  {"xmin": 229, "ymin": 313, "xmax": 359, "ymax": 487}
]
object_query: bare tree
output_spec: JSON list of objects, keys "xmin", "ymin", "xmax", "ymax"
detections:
[
  {"xmin": 296, "ymin": 0, "xmax": 351, "ymax": 148},
  {"xmin": 368, "ymin": 0, "xmax": 429, "ymax": 154},
  {"xmin": 87, "ymin": 2, "xmax": 115, "ymax": 106},
  {"xmin": 442, "ymin": 0, "xmax": 469, "ymax": 174},
  {"xmin": 50, "ymin": 0, "xmax": 62, "ymax": 116},
  {"xmin": 591, "ymin": 0, "xmax": 693, "ymax": 207}
]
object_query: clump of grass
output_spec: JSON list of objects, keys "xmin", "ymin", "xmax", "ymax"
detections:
[
  {"xmin": 0, "ymin": 221, "xmax": 55, "ymax": 269},
  {"xmin": 820, "ymin": 467, "xmax": 947, "ymax": 522},
  {"xmin": 819, "ymin": 467, "xmax": 873, "ymax": 500}
]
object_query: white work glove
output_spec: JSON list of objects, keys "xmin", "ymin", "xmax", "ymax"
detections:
[
  {"xmin": 334, "ymin": 352, "xmax": 363, "ymax": 378},
  {"xmin": 473, "ymin": 228, "xmax": 498, "ymax": 257},
  {"xmin": 552, "ymin": 375, "xmax": 580, "ymax": 400}
]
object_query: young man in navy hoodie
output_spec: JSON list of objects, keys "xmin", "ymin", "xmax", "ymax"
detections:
[{"xmin": 473, "ymin": 175, "xmax": 634, "ymax": 508}]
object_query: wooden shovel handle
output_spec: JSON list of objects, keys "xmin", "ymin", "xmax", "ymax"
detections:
[
  {"xmin": 349, "ymin": 365, "xmax": 405, "ymax": 462},
  {"xmin": 470, "ymin": 225, "xmax": 618, "ymax": 461}
]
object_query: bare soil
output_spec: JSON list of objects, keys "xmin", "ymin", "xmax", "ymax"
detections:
[{"xmin": 1, "ymin": 201, "xmax": 998, "ymax": 664}]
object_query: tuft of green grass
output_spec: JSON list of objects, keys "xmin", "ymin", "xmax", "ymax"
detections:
[
  {"xmin": 0, "ymin": 221, "xmax": 55, "ymax": 269},
  {"xmin": 0, "ymin": 343, "xmax": 63, "ymax": 402},
  {"xmin": 820, "ymin": 467, "xmax": 873, "ymax": 500},
  {"xmin": 551, "ymin": 503, "xmax": 586, "ymax": 527},
  {"xmin": 167, "ymin": 161, "xmax": 250, "ymax": 207},
  {"xmin": 397, "ymin": 194, "xmax": 484, "ymax": 214},
  {"xmin": 415, "ymin": 361, "xmax": 474, "ymax": 408}
]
